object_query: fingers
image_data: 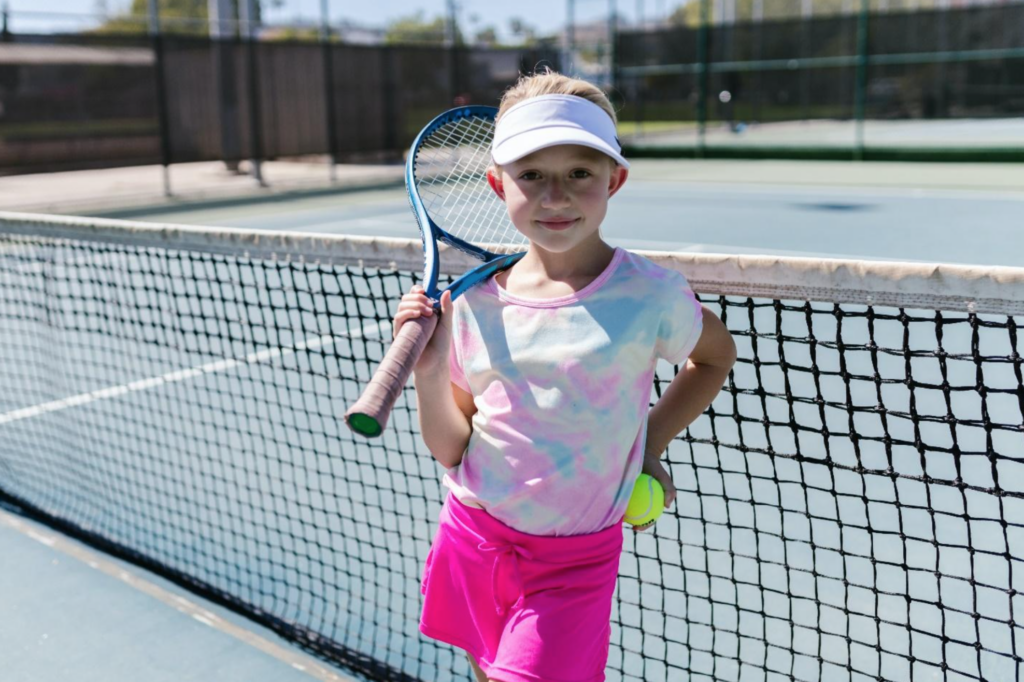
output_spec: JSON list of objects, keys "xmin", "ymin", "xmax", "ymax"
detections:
[
  {"xmin": 399, "ymin": 288, "xmax": 435, "ymax": 315},
  {"xmin": 399, "ymin": 287, "xmax": 448, "ymax": 317},
  {"xmin": 643, "ymin": 458, "xmax": 677, "ymax": 509},
  {"xmin": 397, "ymin": 298, "xmax": 434, "ymax": 316},
  {"xmin": 393, "ymin": 287, "xmax": 436, "ymax": 338},
  {"xmin": 402, "ymin": 286, "xmax": 430, "ymax": 304},
  {"xmin": 433, "ymin": 290, "xmax": 455, "ymax": 333},
  {"xmin": 660, "ymin": 477, "xmax": 677, "ymax": 509},
  {"xmin": 654, "ymin": 477, "xmax": 676, "ymax": 509}
]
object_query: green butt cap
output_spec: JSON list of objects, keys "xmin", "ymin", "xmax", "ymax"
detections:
[{"xmin": 347, "ymin": 413, "xmax": 383, "ymax": 438}]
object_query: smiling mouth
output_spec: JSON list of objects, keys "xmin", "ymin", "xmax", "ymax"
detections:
[{"xmin": 537, "ymin": 219, "xmax": 578, "ymax": 231}]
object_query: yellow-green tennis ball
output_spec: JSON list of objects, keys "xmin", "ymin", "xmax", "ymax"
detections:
[{"xmin": 624, "ymin": 474, "xmax": 665, "ymax": 527}]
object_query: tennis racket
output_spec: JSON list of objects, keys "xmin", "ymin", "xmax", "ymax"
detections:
[{"xmin": 345, "ymin": 105, "xmax": 527, "ymax": 438}]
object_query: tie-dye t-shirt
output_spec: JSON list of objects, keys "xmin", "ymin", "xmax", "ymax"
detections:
[{"xmin": 442, "ymin": 247, "xmax": 703, "ymax": 536}]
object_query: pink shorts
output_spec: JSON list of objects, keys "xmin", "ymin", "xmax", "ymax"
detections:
[{"xmin": 419, "ymin": 494, "xmax": 624, "ymax": 682}]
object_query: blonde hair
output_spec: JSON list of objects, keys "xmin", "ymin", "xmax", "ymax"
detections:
[
  {"xmin": 492, "ymin": 71, "xmax": 618, "ymax": 174},
  {"xmin": 497, "ymin": 70, "xmax": 617, "ymax": 125}
]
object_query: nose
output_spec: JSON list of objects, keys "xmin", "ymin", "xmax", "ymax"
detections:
[{"xmin": 541, "ymin": 179, "xmax": 571, "ymax": 209}]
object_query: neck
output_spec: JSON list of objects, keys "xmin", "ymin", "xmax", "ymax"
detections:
[{"xmin": 521, "ymin": 239, "xmax": 616, "ymax": 281}]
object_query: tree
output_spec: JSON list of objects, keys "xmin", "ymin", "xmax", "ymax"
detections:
[
  {"xmin": 668, "ymin": 0, "xmax": 875, "ymax": 26},
  {"xmin": 264, "ymin": 25, "xmax": 322, "ymax": 41},
  {"xmin": 474, "ymin": 26, "xmax": 499, "ymax": 46},
  {"xmin": 508, "ymin": 17, "xmax": 538, "ymax": 46},
  {"xmin": 92, "ymin": 0, "xmax": 283, "ymax": 36},
  {"xmin": 384, "ymin": 11, "xmax": 459, "ymax": 45}
]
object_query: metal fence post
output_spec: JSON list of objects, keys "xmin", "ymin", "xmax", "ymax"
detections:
[
  {"xmin": 321, "ymin": 0, "xmax": 338, "ymax": 183},
  {"xmin": 608, "ymin": 0, "xmax": 617, "ymax": 93},
  {"xmin": 697, "ymin": 0, "xmax": 710, "ymax": 157},
  {"xmin": 245, "ymin": 38, "xmax": 264, "ymax": 184},
  {"xmin": 752, "ymin": 2, "xmax": 764, "ymax": 124},
  {"xmin": 799, "ymin": 10, "xmax": 810, "ymax": 123},
  {"xmin": 209, "ymin": 0, "xmax": 242, "ymax": 171},
  {"xmin": 151, "ymin": 39, "xmax": 173, "ymax": 197},
  {"xmin": 381, "ymin": 48, "xmax": 398, "ymax": 155},
  {"xmin": 447, "ymin": 0, "xmax": 460, "ymax": 104},
  {"xmin": 853, "ymin": 0, "xmax": 869, "ymax": 160},
  {"xmin": 567, "ymin": 0, "xmax": 576, "ymax": 75},
  {"xmin": 451, "ymin": 44, "xmax": 462, "ymax": 105},
  {"xmin": 149, "ymin": 0, "xmax": 172, "ymax": 197},
  {"xmin": 239, "ymin": 0, "xmax": 264, "ymax": 185}
]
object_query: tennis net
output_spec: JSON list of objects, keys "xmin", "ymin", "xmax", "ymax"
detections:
[{"xmin": 1, "ymin": 212, "xmax": 1022, "ymax": 682}]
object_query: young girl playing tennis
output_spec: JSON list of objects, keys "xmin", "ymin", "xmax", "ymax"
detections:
[{"xmin": 394, "ymin": 72, "xmax": 737, "ymax": 682}]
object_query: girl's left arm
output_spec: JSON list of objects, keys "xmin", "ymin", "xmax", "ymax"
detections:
[{"xmin": 643, "ymin": 305, "xmax": 737, "ymax": 508}]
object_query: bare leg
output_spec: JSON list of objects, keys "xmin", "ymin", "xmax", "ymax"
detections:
[{"xmin": 467, "ymin": 652, "xmax": 488, "ymax": 682}]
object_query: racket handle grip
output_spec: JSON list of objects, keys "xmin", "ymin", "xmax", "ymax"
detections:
[{"xmin": 345, "ymin": 313, "xmax": 440, "ymax": 438}]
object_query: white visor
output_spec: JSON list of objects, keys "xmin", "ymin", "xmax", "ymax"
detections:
[{"xmin": 491, "ymin": 94, "xmax": 629, "ymax": 168}]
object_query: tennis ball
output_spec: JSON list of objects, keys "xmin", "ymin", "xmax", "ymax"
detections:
[{"xmin": 624, "ymin": 474, "xmax": 665, "ymax": 527}]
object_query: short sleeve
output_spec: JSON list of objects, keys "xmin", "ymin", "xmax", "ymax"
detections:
[
  {"xmin": 448, "ymin": 301, "xmax": 471, "ymax": 393},
  {"xmin": 655, "ymin": 272, "xmax": 704, "ymax": 365}
]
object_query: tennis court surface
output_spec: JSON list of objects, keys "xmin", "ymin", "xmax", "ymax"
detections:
[
  {"xmin": 78, "ymin": 158, "xmax": 1024, "ymax": 269},
  {"xmin": 0, "ymin": 509, "xmax": 353, "ymax": 682},
  {"xmin": 1, "ymin": 211, "xmax": 1022, "ymax": 682}
]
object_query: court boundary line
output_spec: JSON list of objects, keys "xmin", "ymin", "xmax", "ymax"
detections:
[
  {"xmin": 0, "ymin": 322, "xmax": 390, "ymax": 426},
  {"xmin": 0, "ymin": 507, "xmax": 358, "ymax": 682}
]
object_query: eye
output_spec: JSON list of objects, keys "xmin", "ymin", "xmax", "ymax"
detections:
[
  {"xmin": 570, "ymin": 169, "xmax": 592, "ymax": 179},
  {"xmin": 518, "ymin": 170, "xmax": 541, "ymax": 181}
]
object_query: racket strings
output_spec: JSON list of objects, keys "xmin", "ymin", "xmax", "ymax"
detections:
[
  {"xmin": 440, "ymin": 121, "xmax": 509, "ymax": 245},
  {"xmin": 415, "ymin": 116, "xmax": 526, "ymax": 251},
  {"xmin": 420, "ymin": 120, "xmax": 506, "ymax": 244}
]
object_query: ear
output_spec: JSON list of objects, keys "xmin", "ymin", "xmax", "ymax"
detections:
[
  {"xmin": 487, "ymin": 168, "xmax": 506, "ymax": 201},
  {"xmin": 607, "ymin": 165, "xmax": 628, "ymax": 198}
]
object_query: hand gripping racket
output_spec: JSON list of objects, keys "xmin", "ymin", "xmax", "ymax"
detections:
[{"xmin": 345, "ymin": 106, "xmax": 527, "ymax": 438}]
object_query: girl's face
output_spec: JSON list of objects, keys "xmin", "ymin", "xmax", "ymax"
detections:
[{"xmin": 487, "ymin": 144, "xmax": 628, "ymax": 255}]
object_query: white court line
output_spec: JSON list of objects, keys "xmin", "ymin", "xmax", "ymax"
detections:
[
  {"xmin": 0, "ymin": 509, "xmax": 358, "ymax": 682},
  {"xmin": 0, "ymin": 320, "xmax": 391, "ymax": 426},
  {"xmin": 628, "ymin": 179, "xmax": 1024, "ymax": 203}
]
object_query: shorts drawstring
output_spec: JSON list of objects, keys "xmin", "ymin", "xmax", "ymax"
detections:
[
  {"xmin": 478, "ymin": 540, "xmax": 534, "ymax": 616},
  {"xmin": 421, "ymin": 495, "xmax": 625, "ymax": 679}
]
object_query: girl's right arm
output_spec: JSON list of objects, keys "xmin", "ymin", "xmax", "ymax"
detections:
[{"xmin": 394, "ymin": 286, "xmax": 474, "ymax": 469}]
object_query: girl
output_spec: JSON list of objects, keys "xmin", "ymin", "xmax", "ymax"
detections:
[{"xmin": 394, "ymin": 72, "xmax": 737, "ymax": 682}]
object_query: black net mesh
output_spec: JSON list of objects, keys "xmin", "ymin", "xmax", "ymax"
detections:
[{"xmin": 0, "ymin": 226, "xmax": 1022, "ymax": 681}]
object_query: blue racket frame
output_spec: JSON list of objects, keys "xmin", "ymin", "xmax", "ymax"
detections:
[{"xmin": 406, "ymin": 105, "xmax": 526, "ymax": 306}]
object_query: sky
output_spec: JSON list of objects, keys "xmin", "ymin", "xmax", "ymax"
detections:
[{"xmin": 9, "ymin": 0, "xmax": 682, "ymax": 39}]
